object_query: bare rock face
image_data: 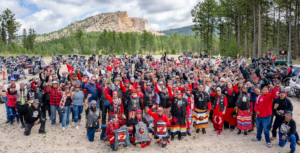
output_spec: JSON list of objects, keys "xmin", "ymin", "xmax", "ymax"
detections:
[{"xmin": 36, "ymin": 11, "xmax": 164, "ymax": 42}]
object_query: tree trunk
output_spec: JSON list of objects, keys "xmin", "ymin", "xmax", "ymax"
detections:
[
  {"xmin": 294, "ymin": 2, "xmax": 298, "ymax": 60},
  {"xmin": 273, "ymin": 4, "xmax": 276, "ymax": 47},
  {"xmin": 253, "ymin": 0, "xmax": 256, "ymax": 58},
  {"xmin": 276, "ymin": 8, "xmax": 281, "ymax": 56},
  {"xmin": 245, "ymin": 6, "xmax": 248, "ymax": 57},
  {"xmin": 288, "ymin": 4, "xmax": 292, "ymax": 65},
  {"xmin": 258, "ymin": 2, "xmax": 262, "ymax": 57},
  {"xmin": 238, "ymin": 13, "xmax": 241, "ymax": 47}
]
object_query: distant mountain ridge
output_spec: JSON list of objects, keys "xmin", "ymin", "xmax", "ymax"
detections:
[{"xmin": 159, "ymin": 25, "xmax": 195, "ymax": 35}]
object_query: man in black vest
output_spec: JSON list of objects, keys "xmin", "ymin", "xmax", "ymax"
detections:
[{"xmin": 84, "ymin": 94, "xmax": 102, "ymax": 142}]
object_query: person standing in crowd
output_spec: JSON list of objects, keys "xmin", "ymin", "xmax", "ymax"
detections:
[
  {"xmin": 236, "ymin": 84, "xmax": 252, "ymax": 135},
  {"xmin": 193, "ymin": 85, "xmax": 211, "ymax": 134},
  {"xmin": 270, "ymin": 89, "xmax": 293, "ymax": 141},
  {"xmin": 23, "ymin": 99, "xmax": 46, "ymax": 135},
  {"xmin": 16, "ymin": 83, "xmax": 28, "ymax": 128},
  {"xmin": 82, "ymin": 76, "xmax": 99, "ymax": 107},
  {"xmin": 211, "ymin": 87, "xmax": 228, "ymax": 136},
  {"xmin": 170, "ymin": 91, "xmax": 188, "ymax": 141},
  {"xmin": 60, "ymin": 86, "xmax": 73, "ymax": 130},
  {"xmin": 222, "ymin": 81, "xmax": 238, "ymax": 131},
  {"xmin": 84, "ymin": 94, "xmax": 102, "ymax": 142},
  {"xmin": 44, "ymin": 81, "xmax": 62, "ymax": 126},
  {"xmin": 252, "ymin": 85, "xmax": 275, "ymax": 148},
  {"xmin": 72, "ymin": 84, "xmax": 84, "ymax": 130},
  {"xmin": 0, "ymin": 84, "xmax": 19, "ymax": 125},
  {"xmin": 142, "ymin": 82, "xmax": 157, "ymax": 108}
]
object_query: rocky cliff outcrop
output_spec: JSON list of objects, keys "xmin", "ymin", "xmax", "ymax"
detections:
[{"xmin": 36, "ymin": 11, "xmax": 164, "ymax": 41}]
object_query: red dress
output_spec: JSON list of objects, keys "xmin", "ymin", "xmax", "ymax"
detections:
[{"xmin": 213, "ymin": 96, "xmax": 228, "ymax": 132}]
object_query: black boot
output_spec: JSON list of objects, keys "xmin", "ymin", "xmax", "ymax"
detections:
[
  {"xmin": 162, "ymin": 144, "xmax": 167, "ymax": 148},
  {"xmin": 187, "ymin": 131, "xmax": 191, "ymax": 136},
  {"xmin": 171, "ymin": 133, "xmax": 174, "ymax": 141},
  {"xmin": 178, "ymin": 133, "xmax": 182, "ymax": 141},
  {"xmin": 21, "ymin": 123, "xmax": 25, "ymax": 128},
  {"xmin": 202, "ymin": 128, "xmax": 206, "ymax": 134},
  {"xmin": 237, "ymin": 129, "xmax": 241, "ymax": 134},
  {"xmin": 248, "ymin": 129, "xmax": 254, "ymax": 132},
  {"xmin": 196, "ymin": 129, "xmax": 200, "ymax": 133},
  {"xmin": 244, "ymin": 131, "xmax": 248, "ymax": 135}
]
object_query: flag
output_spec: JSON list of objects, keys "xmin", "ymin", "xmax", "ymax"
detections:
[{"xmin": 215, "ymin": 54, "xmax": 221, "ymax": 64}]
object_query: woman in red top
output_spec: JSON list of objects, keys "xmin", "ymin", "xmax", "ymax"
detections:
[
  {"xmin": 147, "ymin": 104, "xmax": 171, "ymax": 148},
  {"xmin": 0, "ymin": 84, "xmax": 18, "ymax": 125},
  {"xmin": 105, "ymin": 89, "xmax": 124, "ymax": 120},
  {"xmin": 210, "ymin": 87, "xmax": 228, "ymax": 136}
]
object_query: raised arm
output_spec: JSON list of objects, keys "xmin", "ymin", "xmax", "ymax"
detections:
[
  {"xmin": 104, "ymin": 88, "xmax": 113, "ymax": 103},
  {"xmin": 154, "ymin": 82, "xmax": 160, "ymax": 93}
]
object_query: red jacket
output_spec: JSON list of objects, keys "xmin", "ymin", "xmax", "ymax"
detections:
[
  {"xmin": 66, "ymin": 63, "xmax": 74, "ymax": 72},
  {"xmin": 254, "ymin": 89, "xmax": 276, "ymax": 118},
  {"xmin": 147, "ymin": 107, "xmax": 170, "ymax": 128}
]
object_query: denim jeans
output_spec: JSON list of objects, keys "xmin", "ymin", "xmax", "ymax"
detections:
[
  {"xmin": 50, "ymin": 105, "xmax": 62, "ymax": 125},
  {"xmin": 272, "ymin": 62, "xmax": 275, "ymax": 68},
  {"xmin": 5, "ymin": 97, "xmax": 9, "ymax": 120},
  {"xmin": 279, "ymin": 131, "xmax": 297, "ymax": 151},
  {"xmin": 256, "ymin": 115, "xmax": 271, "ymax": 143},
  {"xmin": 87, "ymin": 125, "xmax": 99, "ymax": 142},
  {"xmin": 62, "ymin": 106, "xmax": 71, "ymax": 128},
  {"xmin": 73, "ymin": 105, "xmax": 83, "ymax": 124},
  {"xmin": 7, "ymin": 106, "xmax": 18, "ymax": 121}
]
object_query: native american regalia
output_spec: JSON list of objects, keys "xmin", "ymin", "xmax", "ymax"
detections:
[
  {"xmin": 155, "ymin": 83, "xmax": 172, "ymax": 120},
  {"xmin": 222, "ymin": 85, "xmax": 238, "ymax": 129},
  {"xmin": 236, "ymin": 92, "xmax": 253, "ymax": 131},
  {"xmin": 183, "ymin": 93, "xmax": 194, "ymax": 132},
  {"xmin": 211, "ymin": 94, "xmax": 228, "ymax": 132},
  {"xmin": 126, "ymin": 116, "xmax": 151, "ymax": 147},
  {"xmin": 193, "ymin": 91, "xmax": 211, "ymax": 130},
  {"xmin": 170, "ymin": 97, "xmax": 188, "ymax": 136},
  {"xmin": 105, "ymin": 119, "xmax": 127, "ymax": 145},
  {"xmin": 105, "ymin": 89, "xmax": 124, "ymax": 120}
]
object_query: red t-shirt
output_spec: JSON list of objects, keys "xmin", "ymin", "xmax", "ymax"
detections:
[{"xmin": 6, "ymin": 92, "xmax": 17, "ymax": 107}]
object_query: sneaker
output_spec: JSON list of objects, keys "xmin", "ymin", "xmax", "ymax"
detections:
[
  {"xmin": 39, "ymin": 131, "xmax": 46, "ymax": 134},
  {"xmin": 62, "ymin": 127, "xmax": 65, "ymax": 131},
  {"xmin": 218, "ymin": 132, "xmax": 221, "ymax": 136},
  {"xmin": 266, "ymin": 142, "xmax": 272, "ymax": 148},
  {"xmin": 297, "ymin": 141, "xmax": 300, "ymax": 146},
  {"xmin": 213, "ymin": 129, "xmax": 218, "ymax": 133},
  {"xmin": 270, "ymin": 137, "xmax": 276, "ymax": 141},
  {"xmin": 5, "ymin": 120, "xmax": 10, "ymax": 124},
  {"xmin": 248, "ymin": 129, "xmax": 254, "ymax": 133},
  {"xmin": 244, "ymin": 131, "xmax": 248, "ymax": 135},
  {"xmin": 51, "ymin": 124, "xmax": 55, "ymax": 127},
  {"xmin": 76, "ymin": 126, "xmax": 79, "ymax": 130},
  {"xmin": 289, "ymin": 150, "xmax": 295, "ymax": 153},
  {"xmin": 251, "ymin": 137, "xmax": 260, "ymax": 141},
  {"xmin": 17, "ymin": 120, "xmax": 20, "ymax": 124},
  {"xmin": 67, "ymin": 125, "xmax": 71, "ymax": 128}
]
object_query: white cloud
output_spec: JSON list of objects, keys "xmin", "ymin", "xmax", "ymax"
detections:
[
  {"xmin": 7, "ymin": 0, "xmax": 200, "ymax": 34},
  {"xmin": 0, "ymin": 0, "xmax": 30, "ymax": 17}
]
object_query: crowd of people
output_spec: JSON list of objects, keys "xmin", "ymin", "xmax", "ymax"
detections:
[{"xmin": 0, "ymin": 54, "xmax": 299, "ymax": 153}]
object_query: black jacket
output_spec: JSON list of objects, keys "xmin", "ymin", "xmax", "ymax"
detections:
[
  {"xmin": 24, "ymin": 104, "xmax": 41, "ymax": 124},
  {"xmin": 273, "ymin": 97, "xmax": 293, "ymax": 123}
]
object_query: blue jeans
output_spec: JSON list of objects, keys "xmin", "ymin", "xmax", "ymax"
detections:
[
  {"xmin": 73, "ymin": 105, "xmax": 83, "ymax": 124},
  {"xmin": 272, "ymin": 62, "xmax": 275, "ymax": 68},
  {"xmin": 279, "ymin": 131, "xmax": 297, "ymax": 151},
  {"xmin": 5, "ymin": 97, "xmax": 9, "ymax": 120},
  {"xmin": 7, "ymin": 106, "xmax": 18, "ymax": 121},
  {"xmin": 87, "ymin": 125, "xmax": 99, "ymax": 142},
  {"xmin": 50, "ymin": 105, "xmax": 62, "ymax": 125},
  {"xmin": 62, "ymin": 106, "xmax": 71, "ymax": 128},
  {"xmin": 256, "ymin": 115, "xmax": 271, "ymax": 143}
]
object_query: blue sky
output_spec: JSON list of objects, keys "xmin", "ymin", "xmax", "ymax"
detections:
[{"xmin": 0, "ymin": 0, "xmax": 199, "ymax": 35}]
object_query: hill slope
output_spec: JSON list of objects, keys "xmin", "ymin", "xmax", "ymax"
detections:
[
  {"xmin": 160, "ymin": 25, "xmax": 195, "ymax": 35},
  {"xmin": 36, "ymin": 11, "xmax": 164, "ymax": 42}
]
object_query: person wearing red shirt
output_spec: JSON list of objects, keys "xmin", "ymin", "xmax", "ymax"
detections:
[
  {"xmin": 0, "ymin": 84, "xmax": 18, "ymax": 125},
  {"xmin": 105, "ymin": 114, "xmax": 127, "ymax": 151},
  {"xmin": 210, "ymin": 87, "xmax": 228, "ymax": 136},
  {"xmin": 252, "ymin": 85, "xmax": 275, "ymax": 148},
  {"xmin": 147, "ymin": 105, "xmax": 171, "ymax": 148}
]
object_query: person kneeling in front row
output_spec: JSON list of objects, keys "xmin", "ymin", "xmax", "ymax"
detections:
[
  {"xmin": 84, "ymin": 94, "xmax": 102, "ymax": 142},
  {"xmin": 24, "ymin": 99, "xmax": 46, "ymax": 136}
]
